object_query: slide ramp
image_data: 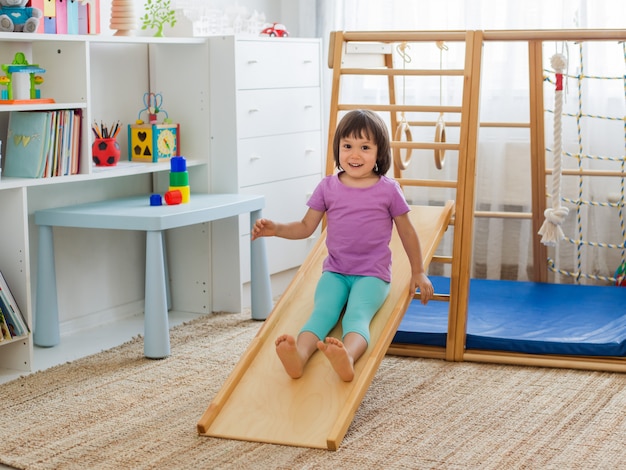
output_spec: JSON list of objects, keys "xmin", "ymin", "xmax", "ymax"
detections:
[{"xmin": 197, "ymin": 202, "xmax": 454, "ymax": 450}]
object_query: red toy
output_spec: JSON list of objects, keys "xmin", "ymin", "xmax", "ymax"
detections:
[
  {"xmin": 92, "ymin": 138, "xmax": 120, "ymax": 166},
  {"xmin": 164, "ymin": 189, "xmax": 182, "ymax": 205},
  {"xmin": 260, "ymin": 22, "xmax": 288, "ymax": 37}
]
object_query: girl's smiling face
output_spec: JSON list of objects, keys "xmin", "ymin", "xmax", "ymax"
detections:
[{"xmin": 338, "ymin": 132, "xmax": 379, "ymax": 184}]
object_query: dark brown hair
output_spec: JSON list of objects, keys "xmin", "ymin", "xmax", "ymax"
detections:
[{"xmin": 332, "ymin": 109, "xmax": 391, "ymax": 175}]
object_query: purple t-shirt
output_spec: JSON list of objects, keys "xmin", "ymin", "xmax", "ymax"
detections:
[{"xmin": 307, "ymin": 174, "xmax": 410, "ymax": 282}]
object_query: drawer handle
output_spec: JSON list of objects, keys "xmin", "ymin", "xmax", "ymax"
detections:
[
  {"xmin": 305, "ymin": 148, "xmax": 315, "ymax": 154},
  {"xmin": 250, "ymin": 155, "xmax": 262, "ymax": 161},
  {"xmin": 303, "ymin": 59, "xmax": 313, "ymax": 64},
  {"xmin": 304, "ymin": 104, "xmax": 314, "ymax": 109},
  {"xmin": 248, "ymin": 108, "xmax": 260, "ymax": 113},
  {"xmin": 247, "ymin": 59, "xmax": 258, "ymax": 64}
]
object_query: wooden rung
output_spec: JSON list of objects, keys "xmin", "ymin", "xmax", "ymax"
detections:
[
  {"xmin": 337, "ymin": 103, "xmax": 462, "ymax": 114},
  {"xmin": 480, "ymin": 121, "xmax": 531, "ymax": 128},
  {"xmin": 387, "ymin": 343, "xmax": 447, "ymax": 359},
  {"xmin": 463, "ymin": 349, "xmax": 626, "ymax": 373},
  {"xmin": 483, "ymin": 29, "xmax": 626, "ymax": 42},
  {"xmin": 414, "ymin": 292, "xmax": 450, "ymax": 302},
  {"xmin": 340, "ymin": 68, "xmax": 465, "ymax": 77},
  {"xmin": 397, "ymin": 178, "xmax": 457, "ymax": 189},
  {"xmin": 474, "ymin": 210, "xmax": 533, "ymax": 219},
  {"xmin": 547, "ymin": 168, "xmax": 626, "ymax": 178},
  {"xmin": 391, "ymin": 141, "xmax": 459, "ymax": 151},
  {"xmin": 407, "ymin": 120, "xmax": 530, "ymax": 128},
  {"xmin": 431, "ymin": 255, "xmax": 453, "ymax": 264},
  {"xmin": 342, "ymin": 30, "xmax": 469, "ymax": 42},
  {"xmin": 409, "ymin": 120, "xmax": 461, "ymax": 127}
]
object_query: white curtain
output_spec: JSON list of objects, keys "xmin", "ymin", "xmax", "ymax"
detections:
[{"xmin": 317, "ymin": 0, "xmax": 626, "ymax": 285}]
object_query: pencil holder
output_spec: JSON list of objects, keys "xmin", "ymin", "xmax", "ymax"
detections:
[{"xmin": 92, "ymin": 138, "xmax": 121, "ymax": 167}]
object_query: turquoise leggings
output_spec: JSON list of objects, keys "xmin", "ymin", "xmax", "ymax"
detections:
[{"xmin": 300, "ymin": 272, "xmax": 390, "ymax": 345}]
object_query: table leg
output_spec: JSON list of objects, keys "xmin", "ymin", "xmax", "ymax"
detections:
[
  {"xmin": 33, "ymin": 225, "xmax": 60, "ymax": 347},
  {"xmin": 250, "ymin": 210, "xmax": 273, "ymax": 320},
  {"xmin": 144, "ymin": 230, "xmax": 170, "ymax": 358},
  {"xmin": 162, "ymin": 231, "xmax": 171, "ymax": 310}
]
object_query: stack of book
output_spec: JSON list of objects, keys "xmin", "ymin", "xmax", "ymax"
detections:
[
  {"xmin": 3, "ymin": 110, "xmax": 82, "ymax": 178},
  {"xmin": 0, "ymin": 272, "xmax": 28, "ymax": 341},
  {"xmin": 30, "ymin": 0, "xmax": 101, "ymax": 35}
]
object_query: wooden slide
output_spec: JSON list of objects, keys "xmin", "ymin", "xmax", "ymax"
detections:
[{"xmin": 197, "ymin": 202, "xmax": 454, "ymax": 450}]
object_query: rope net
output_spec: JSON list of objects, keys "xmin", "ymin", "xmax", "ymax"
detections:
[{"xmin": 543, "ymin": 41, "xmax": 626, "ymax": 284}]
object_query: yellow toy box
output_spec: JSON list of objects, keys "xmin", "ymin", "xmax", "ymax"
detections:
[
  {"xmin": 128, "ymin": 92, "xmax": 179, "ymax": 162},
  {"xmin": 128, "ymin": 122, "xmax": 179, "ymax": 163}
]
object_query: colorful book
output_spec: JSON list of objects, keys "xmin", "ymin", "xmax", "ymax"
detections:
[
  {"xmin": 86, "ymin": 0, "xmax": 99, "ymax": 34},
  {"xmin": 43, "ymin": 0, "xmax": 55, "ymax": 16},
  {"xmin": 55, "ymin": 0, "xmax": 68, "ymax": 34},
  {"xmin": 44, "ymin": 16, "xmax": 57, "ymax": 34},
  {"xmin": 43, "ymin": 0, "xmax": 56, "ymax": 34},
  {"xmin": 77, "ymin": 0, "xmax": 88, "ymax": 34},
  {"xmin": 70, "ymin": 109, "xmax": 81, "ymax": 174},
  {"xmin": 0, "ymin": 271, "xmax": 28, "ymax": 336},
  {"xmin": 55, "ymin": 109, "xmax": 65, "ymax": 176},
  {"xmin": 0, "ymin": 309, "xmax": 11, "ymax": 341},
  {"xmin": 4, "ymin": 111, "xmax": 51, "ymax": 178},
  {"xmin": 29, "ymin": 0, "xmax": 46, "ymax": 33},
  {"xmin": 67, "ymin": 0, "xmax": 79, "ymax": 34},
  {"xmin": 0, "ymin": 287, "xmax": 23, "ymax": 338},
  {"xmin": 46, "ymin": 110, "xmax": 57, "ymax": 177}
]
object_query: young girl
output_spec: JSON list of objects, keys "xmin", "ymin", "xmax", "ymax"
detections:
[{"xmin": 251, "ymin": 109, "xmax": 433, "ymax": 382}]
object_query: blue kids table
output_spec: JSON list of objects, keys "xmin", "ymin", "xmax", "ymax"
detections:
[{"xmin": 33, "ymin": 193, "xmax": 273, "ymax": 358}]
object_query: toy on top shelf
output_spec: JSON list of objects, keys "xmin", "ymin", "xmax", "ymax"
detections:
[
  {"xmin": 128, "ymin": 91, "xmax": 180, "ymax": 163},
  {"xmin": 110, "ymin": 0, "xmax": 137, "ymax": 37},
  {"xmin": 0, "ymin": 52, "xmax": 53, "ymax": 104},
  {"xmin": 0, "ymin": 0, "xmax": 42, "ymax": 33},
  {"xmin": 259, "ymin": 22, "xmax": 288, "ymax": 37}
]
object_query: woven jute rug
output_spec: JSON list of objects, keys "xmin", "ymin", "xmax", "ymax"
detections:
[{"xmin": 2, "ymin": 311, "xmax": 626, "ymax": 469}]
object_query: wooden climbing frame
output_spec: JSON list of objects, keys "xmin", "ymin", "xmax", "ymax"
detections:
[{"xmin": 327, "ymin": 28, "xmax": 626, "ymax": 371}]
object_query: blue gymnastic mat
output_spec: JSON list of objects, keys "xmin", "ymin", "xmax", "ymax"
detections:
[{"xmin": 394, "ymin": 277, "xmax": 626, "ymax": 356}]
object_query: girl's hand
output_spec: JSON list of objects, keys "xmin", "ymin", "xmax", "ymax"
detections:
[
  {"xmin": 251, "ymin": 218, "xmax": 277, "ymax": 240},
  {"xmin": 413, "ymin": 272, "xmax": 433, "ymax": 305}
]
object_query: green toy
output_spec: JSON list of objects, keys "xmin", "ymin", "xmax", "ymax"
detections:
[
  {"xmin": 0, "ymin": 52, "xmax": 51, "ymax": 103},
  {"xmin": 141, "ymin": 0, "xmax": 176, "ymax": 37}
]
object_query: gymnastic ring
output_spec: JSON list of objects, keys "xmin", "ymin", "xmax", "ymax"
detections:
[
  {"xmin": 393, "ymin": 120, "xmax": 413, "ymax": 170},
  {"xmin": 434, "ymin": 115, "xmax": 446, "ymax": 170}
]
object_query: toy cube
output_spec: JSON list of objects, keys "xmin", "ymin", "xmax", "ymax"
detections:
[{"xmin": 128, "ymin": 122, "xmax": 180, "ymax": 163}]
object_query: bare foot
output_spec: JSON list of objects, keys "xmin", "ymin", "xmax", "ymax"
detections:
[
  {"xmin": 275, "ymin": 334, "xmax": 304, "ymax": 379},
  {"xmin": 318, "ymin": 337, "xmax": 355, "ymax": 382}
]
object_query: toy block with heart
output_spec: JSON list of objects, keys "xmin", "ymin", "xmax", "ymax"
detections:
[{"xmin": 128, "ymin": 91, "xmax": 180, "ymax": 162}]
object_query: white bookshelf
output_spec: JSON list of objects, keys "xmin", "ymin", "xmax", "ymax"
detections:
[{"xmin": 0, "ymin": 32, "xmax": 211, "ymax": 374}]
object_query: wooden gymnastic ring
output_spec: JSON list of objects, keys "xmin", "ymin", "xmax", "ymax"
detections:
[
  {"xmin": 434, "ymin": 116, "xmax": 446, "ymax": 170},
  {"xmin": 393, "ymin": 121, "xmax": 413, "ymax": 170}
]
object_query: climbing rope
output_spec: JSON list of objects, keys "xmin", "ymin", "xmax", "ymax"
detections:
[{"xmin": 539, "ymin": 52, "xmax": 569, "ymax": 246}]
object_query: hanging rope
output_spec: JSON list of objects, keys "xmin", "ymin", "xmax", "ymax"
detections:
[
  {"xmin": 393, "ymin": 42, "xmax": 413, "ymax": 171},
  {"xmin": 434, "ymin": 41, "xmax": 448, "ymax": 170},
  {"xmin": 539, "ymin": 53, "xmax": 570, "ymax": 246}
]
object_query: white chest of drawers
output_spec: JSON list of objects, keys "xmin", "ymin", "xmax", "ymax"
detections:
[{"xmin": 208, "ymin": 36, "xmax": 324, "ymax": 308}]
